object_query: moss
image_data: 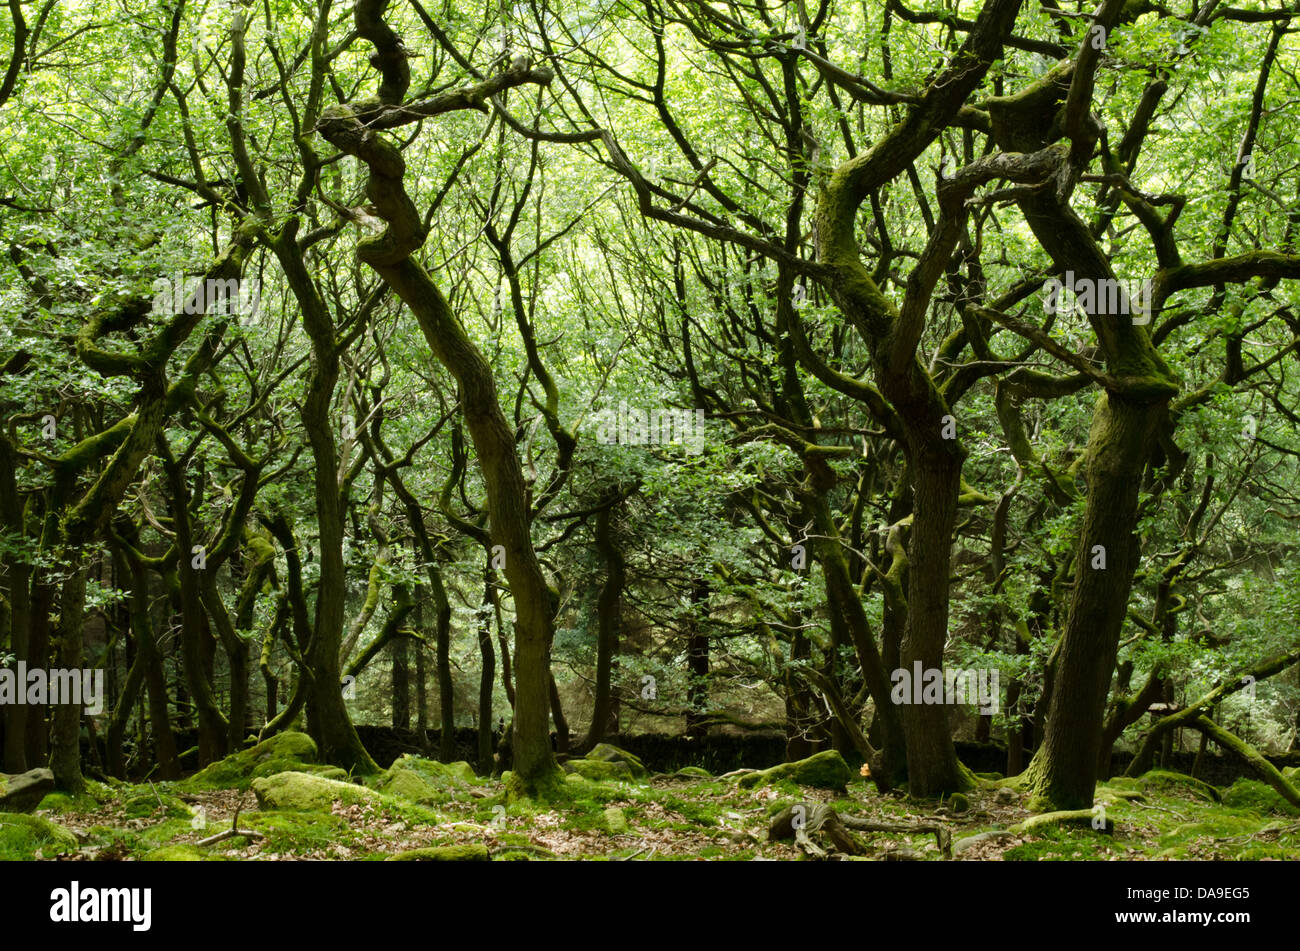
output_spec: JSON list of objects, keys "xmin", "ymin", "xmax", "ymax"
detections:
[
  {"xmin": 948, "ymin": 792, "xmax": 970, "ymax": 813},
  {"xmin": 242, "ymin": 810, "xmax": 350, "ymax": 854},
  {"xmin": 585, "ymin": 744, "xmax": 649, "ymax": 778},
  {"xmin": 0, "ymin": 813, "xmax": 79, "ymax": 859},
  {"xmin": 144, "ymin": 844, "xmax": 204, "ymax": 861},
  {"xmin": 1135, "ymin": 770, "xmax": 1220, "ymax": 803},
  {"xmin": 122, "ymin": 790, "xmax": 191, "ymax": 819},
  {"xmin": 735, "ymin": 751, "xmax": 852, "ymax": 792},
  {"xmin": 387, "ymin": 843, "xmax": 490, "ymax": 861},
  {"xmin": 503, "ymin": 767, "xmax": 568, "ymax": 805},
  {"xmin": 493, "ymin": 849, "xmax": 536, "ymax": 861},
  {"xmin": 250, "ymin": 770, "xmax": 383, "ymax": 812},
  {"xmin": 1220, "ymin": 778, "xmax": 1300, "ymax": 817},
  {"xmin": 974, "ymin": 772, "xmax": 1004, "ymax": 781},
  {"xmin": 36, "ymin": 790, "xmax": 99, "ymax": 813},
  {"xmin": 1003, "ymin": 827, "xmax": 1126, "ymax": 861},
  {"xmin": 179, "ymin": 732, "xmax": 330, "ymax": 790},
  {"xmin": 671, "ymin": 766, "xmax": 713, "ymax": 779}
]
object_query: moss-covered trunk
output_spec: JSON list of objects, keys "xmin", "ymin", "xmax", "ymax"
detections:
[{"xmin": 1025, "ymin": 394, "xmax": 1161, "ymax": 808}]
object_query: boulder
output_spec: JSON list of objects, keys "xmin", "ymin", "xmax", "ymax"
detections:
[
  {"xmin": 735, "ymin": 751, "xmax": 852, "ymax": 792},
  {"xmin": 251, "ymin": 771, "xmax": 382, "ymax": 812},
  {"xmin": 371, "ymin": 756, "xmax": 478, "ymax": 804},
  {"xmin": 0, "ymin": 767, "xmax": 56, "ymax": 813},
  {"xmin": 585, "ymin": 744, "xmax": 648, "ymax": 778}
]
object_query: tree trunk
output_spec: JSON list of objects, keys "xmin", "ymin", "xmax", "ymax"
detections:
[
  {"xmin": 49, "ymin": 567, "xmax": 86, "ymax": 792},
  {"xmin": 477, "ymin": 573, "xmax": 495, "ymax": 775},
  {"xmin": 583, "ymin": 502, "xmax": 624, "ymax": 751},
  {"xmin": 1026, "ymin": 394, "xmax": 1161, "ymax": 808}
]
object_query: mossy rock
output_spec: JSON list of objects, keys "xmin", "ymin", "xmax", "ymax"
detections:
[
  {"xmin": 251, "ymin": 770, "xmax": 382, "ymax": 812},
  {"xmin": 671, "ymin": 766, "xmax": 713, "ymax": 779},
  {"xmin": 0, "ymin": 767, "xmax": 56, "ymax": 812},
  {"xmin": 372, "ymin": 756, "xmax": 477, "ymax": 804},
  {"xmin": 123, "ymin": 790, "xmax": 192, "ymax": 820},
  {"xmin": 735, "ymin": 751, "xmax": 851, "ymax": 792},
  {"xmin": 0, "ymin": 813, "xmax": 79, "ymax": 859},
  {"xmin": 603, "ymin": 806, "xmax": 629, "ymax": 834},
  {"xmin": 144, "ymin": 844, "xmax": 204, "ymax": 861},
  {"xmin": 948, "ymin": 792, "xmax": 970, "ymax": 813},
  {"xmin": 387, "ymin": 843, "xmax": 490, "ymax": 861},
  {"xmin": 390, "ymin": 755, "xmax": 477, "ymax": 786},
  {"xmin": 564, "ymin": 759, "xmax": 633, "ymax": 782},
  {"xmin": 585, "ymin": 744, "xmax": 649, "ymax": 778},
  {"xmin": 974, "ymin": 771, "xmax": 1004, "ymax": 782},
  {"xmin": 1220, "ymin": 778, "xmax": 1300, "ymax": 817},
  {"xmin": 1135, "ymin": 769, "xmax": 1220, "ymax": 803},
  {"xmin": 180, "ymin": 732, "xmax": 326, "ymax": 790}
]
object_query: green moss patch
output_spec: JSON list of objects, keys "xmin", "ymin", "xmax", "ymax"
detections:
[{"xmin": 0, "ymin": 813, "xmax": 79, "ymax": 859}]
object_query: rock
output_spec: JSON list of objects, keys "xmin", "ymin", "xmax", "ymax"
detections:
[
  {"xmin": 251, "ymin": 771, "xmax": 383, "ymax": 812},
  {"xmin": 181, "ymin": 732, "xmax": 340, "ymax": 790},
  {"xmin": 0, "ymin": 813, "xmax": 79, "ymax": 859},
  {"xmin": 993, "ymin": 787, "xmax": 1018, "ymax": 804},
  {"xmin": 372, "ymin": 756, "xmax": 478, "ymax": 804},
  {"xmin": 947, "ymin": 792, "xmax": 970, "ymax": 813},
  {"xmin": 564, "ymin": 759, "xmax": 633, "ymax": 782},
  {"xmin": 953, "ymin": 830, "xmax": 1015, "ymax": 855},
  {"xmin": 0, "ymin": 767, "xmax": 55, "ymax": 813},
  {"xmin": 735, "ymin": 751, "xmax": 852, "ymax": 792},
  {"xmin": 585, "ymin": 744, "xmax": 648, "ymax": 778},
  {"xmin": 603, "ymin": 806, "xmax": 629, "ymax": 834},
  {"xmin": 387, "ymin": 844, "xmax": 490, "ymax": 861}
]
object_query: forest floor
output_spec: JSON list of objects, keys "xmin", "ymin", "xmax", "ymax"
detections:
[{"xmin": 5, "ymin": 734, "xmax": 1300, "ymax": 861}]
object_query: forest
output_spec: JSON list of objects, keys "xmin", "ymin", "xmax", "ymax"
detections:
[{"xmin": 1, "ymin": 0, "xmax": 1299, "ymax": 867}]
